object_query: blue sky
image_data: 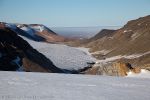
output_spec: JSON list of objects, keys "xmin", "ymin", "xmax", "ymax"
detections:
[{"xmin": 0, "ymin": 0, "xmax": 150, "ymax": 27}]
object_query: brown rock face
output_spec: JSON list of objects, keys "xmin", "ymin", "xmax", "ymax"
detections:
[
  {"xmin": 112, "ymin": 62, "xmax": 130, "ymax": 76},
  {"xmin": 36, "ymin": 30, "xmax": 66, "ymax": 43},
  {"xmin": 131, "ymin": 67, "xmax": 141, "ymax": 74},
  {"xmin": 0, "ymin": 22, "xmax": 5, "ymax": 29},
  {"xmin": 84, "ymin": 62, "xmax": 142, "ymax": 76},
  {"xmin": 22, "ymin": 58, "xmax": 50, "ymax": 72}
]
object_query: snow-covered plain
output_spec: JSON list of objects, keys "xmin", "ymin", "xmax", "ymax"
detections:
[
  {"xmin": 0, "ymin": 71, "xmax": 150, "ymax": 100},
  {"xmin": 20, "ymin": 36, "xmax": 96, "ymax": 70}
]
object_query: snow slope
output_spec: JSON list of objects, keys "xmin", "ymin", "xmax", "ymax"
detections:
[
  {"xmin": 20, "ymin": 36, "xmax": 96, "ymax": 70},
  {"xmin": 5, "ymin": 23, "xmax": 17, "ymax": 30},
  {"xmin": 19, "ymin": 26, "xmax": 35, "ymax": 36},
  {"xmin": 30, "ymin": 25, "xmax": 45, "ymax": 32},
  {"xmin": 0, "ymin": 71, "xmax": 150, "ymax": 100},
  {"xmin": 127, "ymin": 69, "xmax": 150, "ymax": 78},
  {"xmin": 30, "ymin": 24, "xmax": 55, "ymax": 33}
]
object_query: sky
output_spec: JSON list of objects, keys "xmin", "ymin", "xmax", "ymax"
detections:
[{"xmin": 0, "ymin": 0, "xmax": 150, "ymax": 27}]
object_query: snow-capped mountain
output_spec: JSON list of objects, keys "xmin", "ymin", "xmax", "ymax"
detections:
[
  {"xmin": 0, "ymin": 22, "xmax": 69, "ymax": 43},
  {"xmin": 17, "ymin": 24, "xmax": 37, "ymax": 36},
  {"xmin": 29, "ymin": 24, "xmax": 57, "ymax": 34},
  {"xmin": 17, "ymin": 24, "xmax": 67, "ymax": 42}
]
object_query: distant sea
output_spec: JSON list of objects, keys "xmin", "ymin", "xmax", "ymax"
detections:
[{"xmin": 51, "ymin": 26, "xmax": 121, "ymax": 39}]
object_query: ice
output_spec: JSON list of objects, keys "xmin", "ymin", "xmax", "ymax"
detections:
[
  {"xmin": 0, "ymin": 71, "xmax": 150, "ymax": 100},
  {"xmin": 5, "ymin": 23, "xmax": 17, "ymax": 29},
  {"xmin": 127, "ymin": 69, "xmax": 150, "ymax": 78},
  {"xmin": 11, "ymin": 56, "xmax": 23, "ymax": 71},
  {"xmin": 76, "ymin": 47, "xmax": 93, "ymax": 56},
  {"xmin": 30, "ymin": 25, "xmax": 44, "ymax": 32},
  {"xmin": 20, "ymin": 36, "xmax": 96, "ymax": 70},
  {"xmin": 20, "ymin": 26, "xmax": 35, "ymax": 36}
]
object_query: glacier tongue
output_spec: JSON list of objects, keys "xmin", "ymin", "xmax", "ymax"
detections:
[{"xmin": 20, "ymin": 36, "xmax": 96, "ymax": 70}]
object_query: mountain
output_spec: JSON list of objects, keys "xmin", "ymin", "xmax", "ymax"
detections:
[
  {"xmin": 83, "ymin": 15, "xmax": 150, "ymax": 67},
  {"xmin": 89, "ymin": 29, "xmax": 116, "ymax": 41},
  {"xmin": 0, "ymin": 28, "xmax": 64, "ymax": 73},
  {"xmin": 0, "ymin": 22, "xmax": 69, "ymax": 43},
  {"xmin": 88, "ymin": 15, "xmax": 150, "ymax": 53},
  {"xmin": 18, "ymin": 24, "xmax": 67, "ymax": 42},
  {"xmin": 76, "ymin": 29, "xmax": 116, "ymax": 45}
]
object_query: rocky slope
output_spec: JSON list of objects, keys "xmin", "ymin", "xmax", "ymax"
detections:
[
  {"xmin": 85, "ymin": 15, "xmax": 150, "ymax": 62},
  {"xmin": 0, "ymin": 28, "xmax": 64, "ymax": 73},
  {"xmin": 78, "ymin": 15, "xmax": 150, "ymax": 76},
  {"xmin": 88, "ymin": 29, "xmax": 116, "ymax": 42}
]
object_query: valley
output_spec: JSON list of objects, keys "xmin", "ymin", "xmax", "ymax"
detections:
[
  {"xmin": 0, "ymin": 0, "xmax": 150, "ymax": 100},
  {"xmin": 0, "ymin": 15, "xmax": 150, "ymax": 77}
]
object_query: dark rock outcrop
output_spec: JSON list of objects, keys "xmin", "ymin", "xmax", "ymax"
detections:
[
  {"xmin": 0, "ymin": 42, "xmax": 23, "ymax": 71},
  {"xmin": 0, "ymin": 28, "xmax": 64, "ymax": 73}
]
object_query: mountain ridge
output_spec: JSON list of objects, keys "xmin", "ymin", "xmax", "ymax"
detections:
[
  {"xmin": 0, "ymin": 22, "xmax": 71, "ymax": 43},
  {"xmin": 67, "ymin": 15, "xmax": 150, "ymax": 73}
]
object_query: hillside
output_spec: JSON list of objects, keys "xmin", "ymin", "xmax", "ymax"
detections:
[
  {"xmin": 82, "ymin": 15, "xmax": 150, "ymax": 67},
  {"xmin": 0, "ymin": 28, "xmax": 64, "ymax": 73}
]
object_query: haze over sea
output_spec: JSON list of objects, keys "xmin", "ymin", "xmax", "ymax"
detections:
[{"xmin": 51, "ymin": 26, "xmax": 121, "ymax": 39}]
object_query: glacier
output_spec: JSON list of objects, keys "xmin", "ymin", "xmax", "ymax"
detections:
[{"xmin": 20, "ymin": 35, "xmax": 96, "ymax": 70}]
